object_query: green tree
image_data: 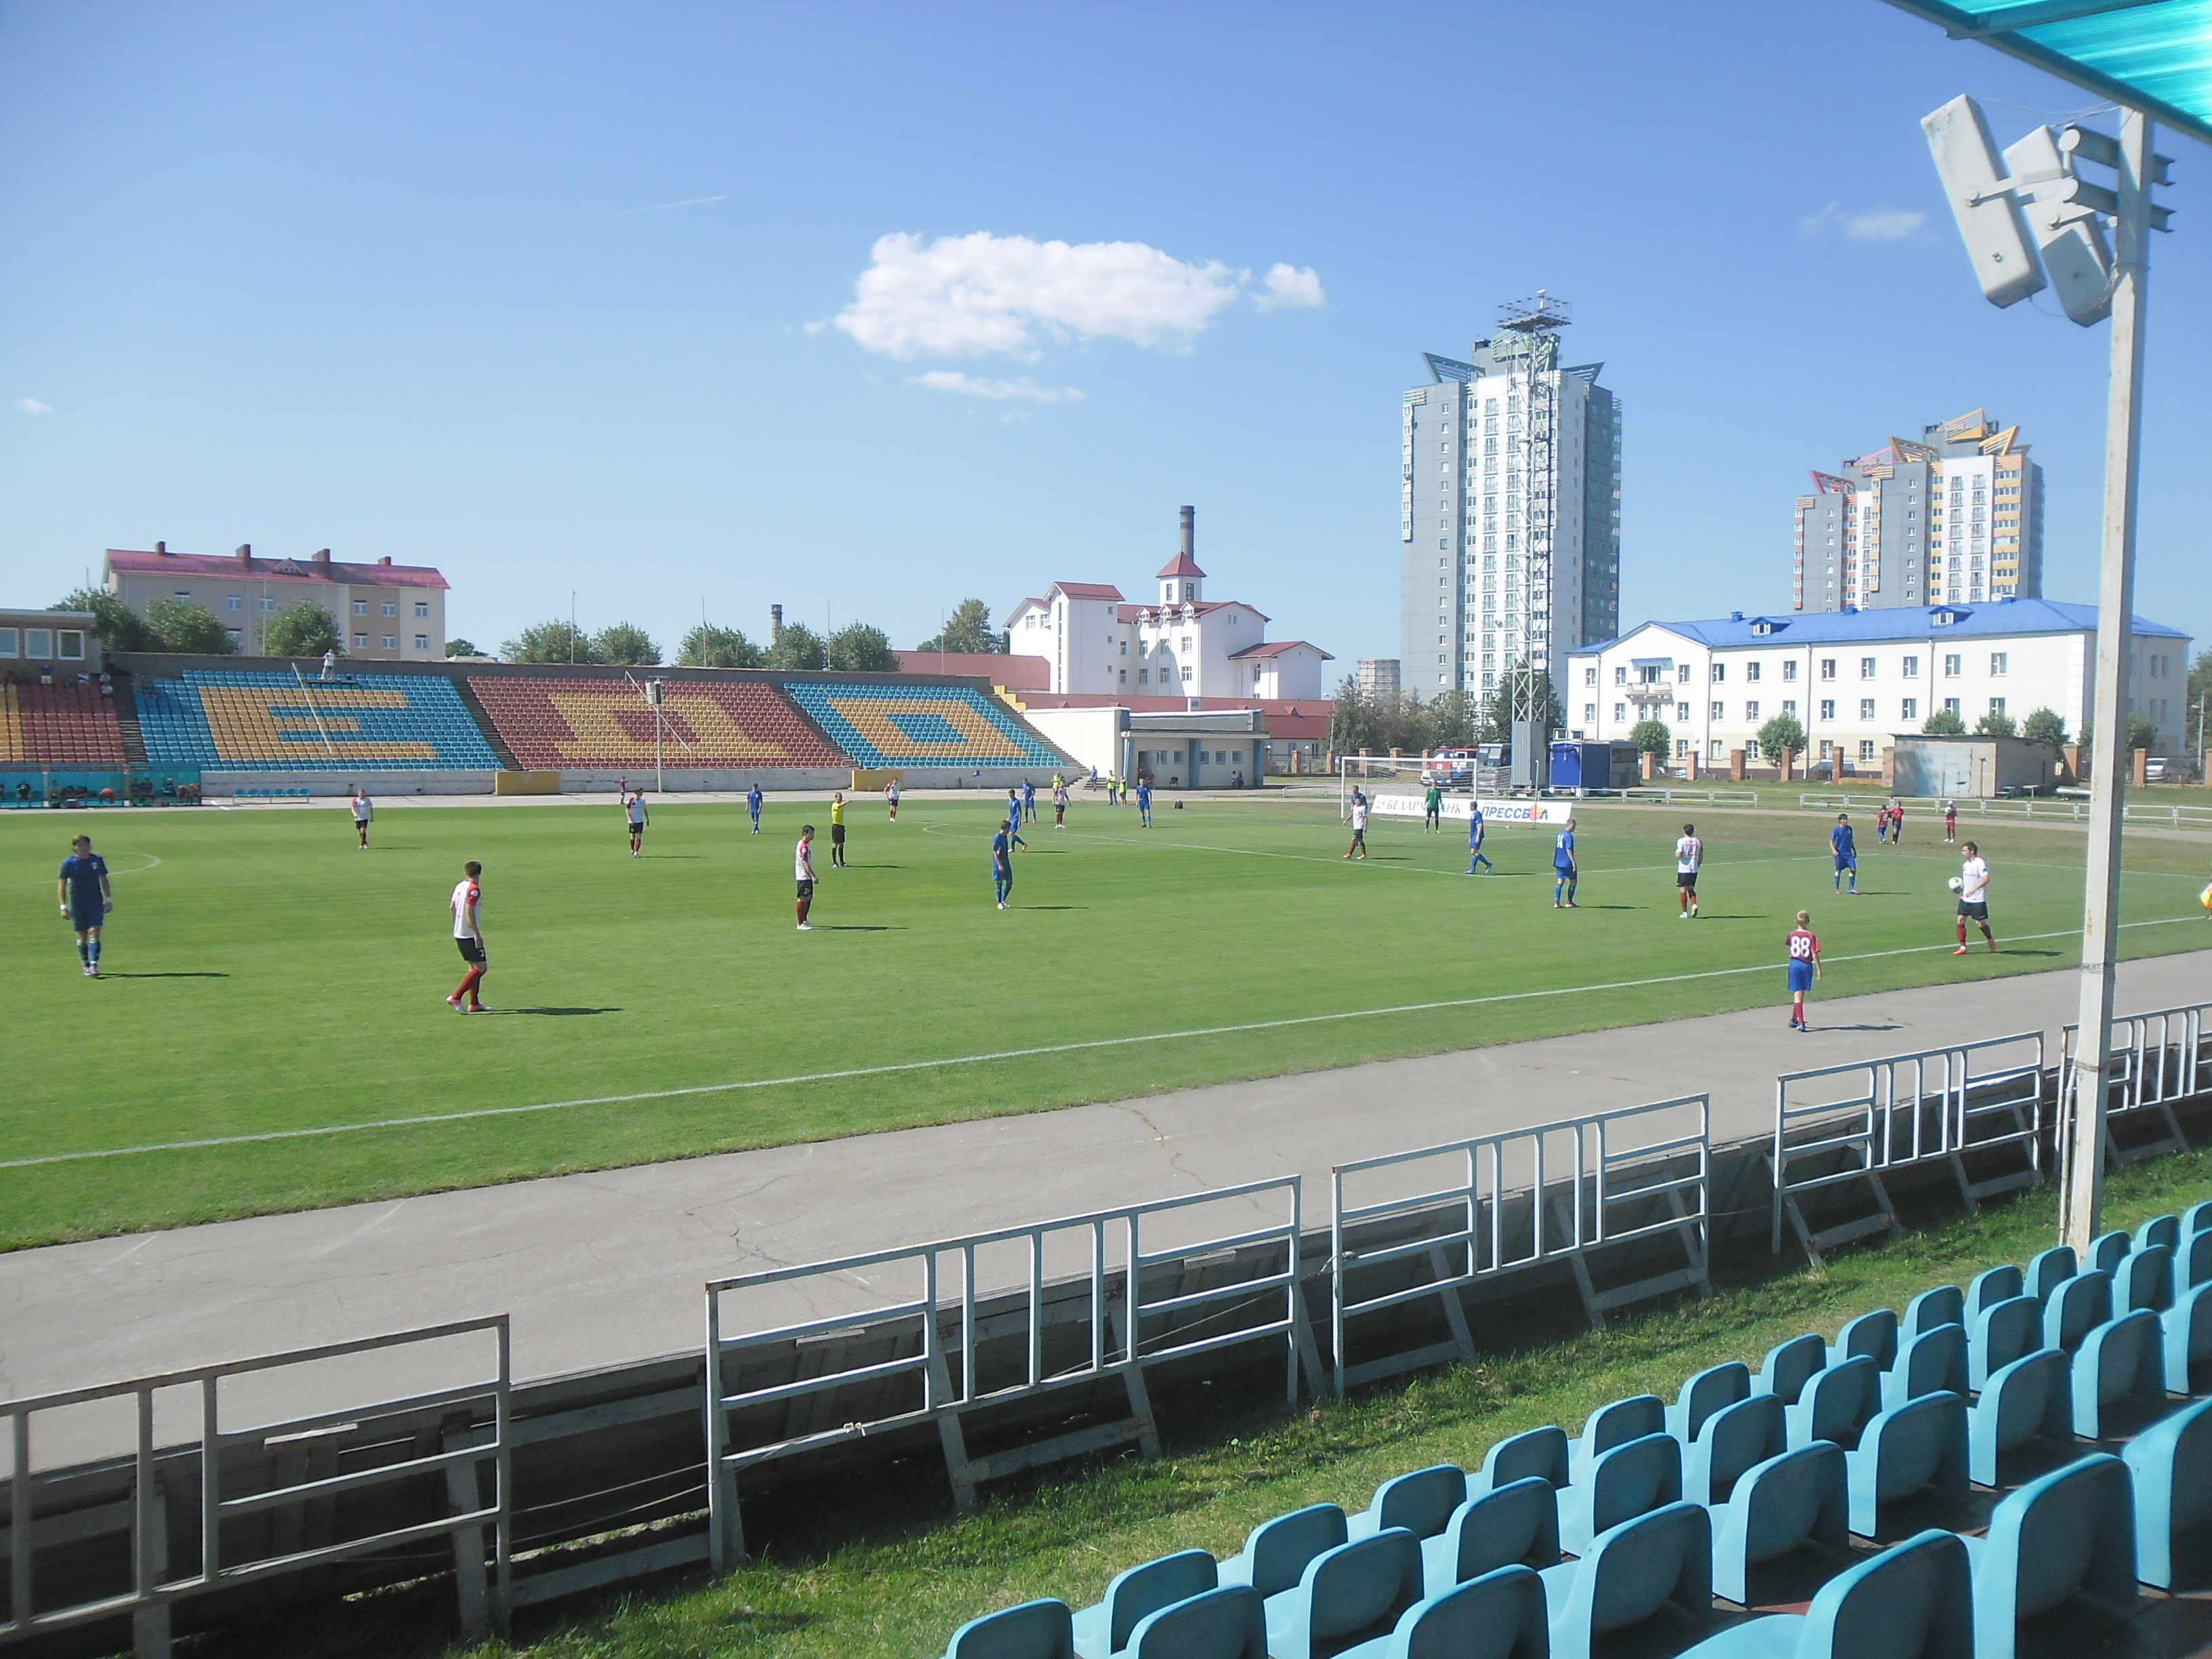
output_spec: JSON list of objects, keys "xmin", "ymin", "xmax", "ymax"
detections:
[
  {"xmin": 145, "ymin": 596, "xmax": 237, "ymax": 655},
  {"xmin": 264, "ymin": 602, "xmax": 343, "ymax": 658},
  {"xmin": 1974, "ymin": 709, "xmax": 2018, "ymax": 738},
  {"xmin": 678, "ymin": 623, "xmax": 762, "ymax": 668},
  {"xmin": 764, "ymin": 621, "xmax": 826, "ymax": 672},
  {"xmin": 593, "ymin": 623, "xmax": 660, "ymax": 665},
  {"xmin": 1757, "ymin": 712, "xmax": 1807, "ymax": 762},
  {"xmin": 827, "ymin": 621, "xmax": 898, "ymax": 673},
  {"xmin": 503, "ymin": 620, "xmax": 598, "ymax": 663},
  {"xmin": 916, "ymin": 598, "xmax": 1005, "ymax": 655},
  {"xmin": 1921, "ymin": 707, "xmax": 1967, "ymax": 735},
  {"xmin": 1628, "ymin": 718, "xmax": 1673, "ymax": 761},
  {"xmin": 1475, "ymin": 665, "xmax": 1561, "ymax": 746},
  {"xmin": 445, "ymin": 638, "xmax": 483, "ymax": 658},
  {"xmin": 1420, "ymin": 688, "xmax": 1477, "ymax": 751},
  {"xmin": 2127, "ymin": 710, "xmax": 2157, "ymax": 754},
  {"xmin": 2022, "ymin": 708, "xmax": 2067, "ymax": 745},
  {"xmin": 53, "ymin": 586, "xmax": 153, "ymax": 653},
  {"xmin": 2187, "ymin": 649, "xmax": 2212, "ymax": 752}
]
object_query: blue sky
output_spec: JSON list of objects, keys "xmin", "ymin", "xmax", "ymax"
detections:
[{"xmin": 3, "ymin": 1, "xmax": 2205, "ymax": 674}]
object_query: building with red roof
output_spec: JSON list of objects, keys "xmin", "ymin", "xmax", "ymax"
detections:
[{"xmin": 104, "ymin": 544, "xmax": 451, "ymax": 661}]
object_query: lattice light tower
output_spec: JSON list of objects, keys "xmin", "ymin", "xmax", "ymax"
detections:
[{"xmin": 1494, "ymin": 291, "xmax": 1570, "ymax": 738}]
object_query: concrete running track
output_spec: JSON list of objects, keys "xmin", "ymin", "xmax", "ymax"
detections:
[{"xmin": 6, "ymin": 950, "xmax": 2212, "ymax": 1437}]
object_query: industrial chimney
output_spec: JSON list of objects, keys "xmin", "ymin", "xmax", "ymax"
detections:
[
  {"xmin": 1179, "ymin": 505, "xmax": 1195, "ymax": 562},
  {"xmin": 155, "ymin": 540, "xmax": 167, "ymax": 555},
  {"xmin": 235, "ymin": 544, "xmax": 252, "ymax": 567},
  {"xmin": 771, "ymin": 604, "xmax": 783, "ymax": 640}
]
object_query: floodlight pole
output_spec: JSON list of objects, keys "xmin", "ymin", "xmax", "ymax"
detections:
[{"xmin": 2058, "ymin": 108, "xmax": 2154, "ymax": 1258}]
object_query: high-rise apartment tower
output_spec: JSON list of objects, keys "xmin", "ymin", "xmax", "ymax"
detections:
[
  {"xmin": 1400, "ymin": 306, "xmax": 1621, "ymax": 698},
  {"xmin": 1794, "ymin": 408, "xmax": 2044, "ymax": 613}
]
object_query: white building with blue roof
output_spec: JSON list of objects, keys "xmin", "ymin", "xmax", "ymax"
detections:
[{"xmin": 1566, "ymin": 598, "xmax": 2191, "ymax": 770}]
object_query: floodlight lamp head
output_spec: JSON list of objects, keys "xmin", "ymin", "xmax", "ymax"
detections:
[{"xmin": 1923, "ymin": 94, "xmax": 2045, "ymax": 309}]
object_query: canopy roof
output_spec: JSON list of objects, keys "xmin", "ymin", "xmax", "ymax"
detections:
[{"xmin": 1882, "ymin": 1, "xmax": 2212, "ymax": 146}]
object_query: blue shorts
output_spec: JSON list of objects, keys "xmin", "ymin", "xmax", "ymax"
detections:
[
  {"xmin": 70, "ymin": 902, "xmax": 103, "ymax": 931},
  {"xmin": 1554, "ymin": 862, "xmax": 1574, "ymax": 875},
  {"xmin": 1834, "ymin": 853, "xmax": 1856, "ymax": 870},
  {"xmin": 1788, "ymin": 961, "xmax": 1814, "ymax": 994}
]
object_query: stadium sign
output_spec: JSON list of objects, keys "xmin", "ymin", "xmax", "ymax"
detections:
[{"xmin": 1371, "ymin": 794, "xmax": 1571, "ymax": 824}]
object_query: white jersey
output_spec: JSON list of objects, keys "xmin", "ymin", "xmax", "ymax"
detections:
[
  {"xmin": 626, "ymin": 796, "xmax": 647, "ymax": 825},
  {"xmin": 1350, "ymin": 803, "xmax": 1368, "ymax": 830},
  {"xmin": 1675, "ymin": 836, "xmax": 1703, "ymax": 874},
  {"xmin": 1960, "ymin": 856, "xmax": 1990, "ymax": 903},
  {"xmin": 450, "ymin": 879, "xmax": 481, "ymax": 939},
  {"xmin": 352, "ymin": 795, "xmax": 372, "ymax": 822},
  {"xmin": 795, "ymin": 839, "xmax": 815, "ymax": 880}
]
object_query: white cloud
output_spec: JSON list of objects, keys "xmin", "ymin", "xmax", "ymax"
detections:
[
  {"xmin": 1255, "ymin": 263, "xmax": 1326, "ymax": 310},
  {"xmin": 1001, "ymin": 410, "xmax": 1032, "ymax": 426},
  {"xmin": 835, "ymin": 231, "xmax": 1246, "ymax": 359},
  {"xmin": 1800, "ymin": 203, "xmax": 1929, "ymax": 243},
  {"xmin": 17, "ymin": 396, "xmax": 53, "ymax": 414},
  {"xmin": 910, "ymin": 370, "xmax": 1085, "ymax": 403}
]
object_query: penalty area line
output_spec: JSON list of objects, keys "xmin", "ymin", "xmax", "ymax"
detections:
[{"xmin": 2, "ymin": 915, "xmax": 2198, "ymax": 1171}]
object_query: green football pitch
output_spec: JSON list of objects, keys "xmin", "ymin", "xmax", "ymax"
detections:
[{"xmin": 3, "ymin": 794, "xmax": 2207, "ymax": 1250}]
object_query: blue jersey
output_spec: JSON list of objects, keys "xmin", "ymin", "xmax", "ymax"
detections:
[
  {"xmin": 1469, "ymin": 810, "xmax": 1485, "ymax": 847},
  {"xmin": 60, "ymin": 853, "xmax": 108, "ymax": 913},
  {"xmin": 1136, "ymin": 785, "xmax": 1151, "ymax": 808},
  {"xmin": 1831, "ymin": 823, "xmax": 1856, "ymax": 859},
  {"xmin": 747, "ymin": 788, "xmax": 761, "ymax": 817},
  {"xmin": 1023, "ymin": 783, "xmax": 1035, "ymax": 804},
  {"xmin": 1553, "ymin": 829, "xmax": 1575, "ymax": 869},
  {"xmin": 991, "ymin": 830, "xmax": 1012, "ymax": 874}
]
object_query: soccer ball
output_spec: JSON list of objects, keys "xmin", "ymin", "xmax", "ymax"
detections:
[{"xmin": 1948, "ymin": 876, "xmax": 1965, "ymax": 893}]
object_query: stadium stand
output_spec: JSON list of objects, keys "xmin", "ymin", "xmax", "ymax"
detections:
[
  {"xmin": 1, "ymin": 681, "xmax": 128, "ymax": 766},
  {"xmin": 781, "ymin": 680, "xmax": 1068, "ymax": 771},
  {"xmin": 937, "ymin": 1205, "xmax": 2212, "ymax": 1659},
  {"xmin": 467, "ymin": 676, "xmax": 847, "ymax": 771},
  {"xmin": 134, "ymin": 668, "xmax": 502, "ymax": 771}
]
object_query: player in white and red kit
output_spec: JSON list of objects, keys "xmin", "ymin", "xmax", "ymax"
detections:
[
  {"xmin": 1786, "ymin": 910, "xmax": 1821, "ymax": 1031},
  {"xmin": 1674, "ymin": 823, "xmax": 1703, "ymax": 919},
  {"xmin": 447, "ymin": 860, "xmax": 489, "ymax": 1013}
]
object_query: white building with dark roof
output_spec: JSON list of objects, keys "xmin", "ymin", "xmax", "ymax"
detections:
[
  {"xmin": 105, "ymin": 544, "xmax": 450, "ymax": 660},
  {"xmin": 1004, "ymin": 507, "xmax": 1331, "ymax": 701}
]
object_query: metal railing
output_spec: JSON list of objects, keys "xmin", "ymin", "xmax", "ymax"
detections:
[
  {"xmin": 1770, "ymin": 1033, "xmax": 2045, "ymax": 1259},
  {"xmin": 1, "ymin": 1317, "xmax": 510, "ymax": 1652},
  {"xmin": 1619, "ymin": 787, "xmax": 1761, "ymax": 805},
  {"xmin": 2061, "ymin": 1001, "xmax": 2208, "ymax": 1165},
  {"xmin": 1795, "ymin": 792, "xmax": 2212, "ymax": 828},
  {"xmin": 705, "ymin": 1177, "xmax": 1305, "ymax": 1568},
  {"xmin": 1330, "ymin": 1096, "xmax": 1711, "ymax": 1393}
]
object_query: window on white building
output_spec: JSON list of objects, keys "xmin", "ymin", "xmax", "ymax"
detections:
[
  {"xmin": 260, "ymin": 597, "xmax": 275, "ymax": 612},
  {"xmin": 380, "ymin": 635, "xmax": 396, "ymax": 649},
  {"xmin": 1860, "ymin": 699, "xmax": 1875, "ymax": 720},
  {"xmin": 1819, "ymin": 700, "xmax": 1835, "ymax": 720},
  {"xmin": 1711, "ymin": 663, "xmax": 1725, "ymax": 682},
  {"xmin": 1989, "ymin": 697, "xmax": 2006, "ymax": 718},
  {"xmin": 1902, "ymin": 655, "xmax": 1919, "ymax": 678},
  {"xmin": 1711, "ymin": 701, "xmax": 1724, "ymax": 720},
  {"xmin": 226, "ymin": 596, "xmax": 243, "ymax": 611},
  {"xmin": 1860, "ymin": 657, "xmax": 1876, "ymax": 678},
  {"xmin": 1583, "ymin": 666, "xmax": 1596, "ymax": 687},
  {"xmin": 1943, "ymin": 654, "xmax": 1961, "ymax": 676},
  {"xmin": 1613, "ymin": 703, "xmax": 1626, "ymax": 722},
  {"xmin": 380, "ymin": 602, "xmax": 396, "ymax": 617},
  {"xmin": 1584, "ymin": 703, "xmax": 1597, "ymax": 723},
  {"xmin": 415, "ymin": 602, "xmax": 430, "ymax": 618},
  {"xmin": 353, "ymin": 632, "xmax": 367, "ymax": 648},
  {"xmin": 415, "ymin": 634, "xmax": 430, "ymax": 651},
  {"xmin": 1989, "ymin": 653, "xmax": 2008, "ymax": 676},
  {"xmin": 1746, "ymin": 661, "xmax": 1762, "ymax": 682},
  {"xmin": 1614, "ymin": 665, "xmax": 1626, "ymax": 684},
  {"xmin": 1902, "ymin": 698, "xmax": 1918, "ymax": 720},
  {"xmin": 354, "ymin": 600, "xmax": 368, "ymax": 615},
  {"xmin": 1746, "ymin": 701, "xmax": 1761, "ymax": 720},
  {"xmin": 1944, "ymin": 697, "xmax": 1961, "ymax": 716}
]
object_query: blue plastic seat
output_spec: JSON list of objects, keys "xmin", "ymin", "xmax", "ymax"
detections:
[
  {"xmin": 2118, "ymin": 1244, "xmax": 2174, "ymax": 1313},
  {"xmin": 2137, "ymin": 1214, "xmax": 2182, "ymax": 1253},
  {"xmin": 2089, "ymin": 1229, "xmax": 2131, "ymax": 1275},
  {"xmin": 2124, "ymin": 1393, "xmax": 2212, "ymax": 1589},
  {"xmin": 1336, "ymin": 1564, "xmax": 1549, "ymax": 1659},
  {"xmin": 1673, "ymin": 1528, "xmax": 1972, "ymax": 1659},
  {"xmin": 2184, "ymin": 1200, "xmax": 2212, "ymax": 1241},
  {"xmin": 1845, "ymin": 1391, "xmax": 1968, "ymax": 1536},
  {"xmin": 1967, "ymin": 1296, "xmax": 2042, "ymax": 1392},
  {"xmin": 1568, "ymin": 1394, "xmax": 1664, "ymax": 1483},
  {"xmin": 1539, "ymin": 1501, "xmax": 1711, "ymax": 1659},
  {"xmin": 1708, "ymin": 1442, "xmax": 1848, "ymax": 1605},
  {"xmin": 1347, "ymin": 1465, "xmax": 1465, "ymax": 1542},
  {"xmin": 1881, "ymin": 1324, "xmax": 1968, "ymax": 1412},
  {"xmin": 1684, "ymin": 1393, "xmax": 1786, "ymax": 1508},
  {"xmin": 1755, "ymin": 1334, "xmax": 1826, "ymax": 1407},
  {"xmin": 1827, "ymin": 1309, "xmax": 1896, "ymax": 1372},
  {"xmin": 1967, "ymin": 1349, "xmax": 2073, "ymax": 1486},
  {"xmin": 2027, "ymin": 1245, "xmax": 2077, "ymax": 1304},
  {"xmin": 1263, "ymin": 1530, "xmax": 1425, "ymax": 1659},
  {"xmin": 1966, "ymin": 1264, "xmax": 2024, "ymax": 1324},
  {"xmin": 2163, "ymin": 1280, "xmax": 2212, "ymax": 1395},
  {"xmin": 1417, "ymin": 1477, "xmax": 1558, "ymax": 1600},
  {"xmin": 945, "ymin": 1598, "xmax": 1078, "ymax": 1659},
  {"xmin": 2072, "ymin": 1309, "xmax": 2165, "ymax": 1438},
  {"xmin": 1667, "ymin": 1361, "xmax": 1750, "ymax": 1443},
  {"xmin": 2184, "ymin": 1231, "xmax": 2212, "ymax": 1292},
  {"xmin": 1073, "ymin": 1550, "xmax": 1216, "ymax": 1658},
  {"xmin": 1785, "ymin": 1355, "xmax": 1878, "ymax": 1452},
  {"xmin": 1900, "ymin": 1286, "xmax": 1963, "ymax": 1342},
  {"xmin": 2043, "ymin": 1269, "xmax": 2114, "ymax": 1351},
  {"xmin": 1559, "ymin": 1432, "xmax": 1681, "ymax": 1555},
  {"xmin": 1466, "ymin": 1425, "xmax": 1569, "ymax": 1500},
  {"xmin": 1126, "ymin": 1586, "xmax": 1268, "ymax": 1659},
  {"xmin": 1217, "ymin": 1504, "xmax": 1347, "ymax": 1599},
  {"xmin": 1963, "ymin": 1453, "xmax": 2136, "ymax": 1659}
]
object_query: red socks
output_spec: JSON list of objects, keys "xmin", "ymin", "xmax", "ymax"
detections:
[{"xmin": 453, "ymin": 966, "xmax": 485, "ymax": 1006}]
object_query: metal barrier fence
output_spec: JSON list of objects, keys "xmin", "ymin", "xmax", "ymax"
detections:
[
  {"xmin": 1794, "ymin": 792, "xmax": 2212, "ymax": 829},
  {"xmin": 704, "ymin": 1176, "xmax": 1309, "ymax": 1568},
  {"xmin": 1769, "ymin": 1032, "xmax": 2045, "ymax": 1262},
  {"xmin": 1620, "ymin": 787, "xmax": 1761, "ymax": 805},
  {"xmin": 1, "ymin": 1317, "xmax": 509, "ymax": 1656},
  {"xmin": 2062, "ymin": 1001, "xmax": 2209, "ymax": 1166},
  {"xmin": 1329, "ymin": 1096, "xmax": 1711, "ymax": 1393}
]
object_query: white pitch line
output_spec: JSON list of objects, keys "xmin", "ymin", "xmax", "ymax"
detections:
[{"xmin": 1, "ymin": 915, "xmax": 2200, "ymax": 1171}]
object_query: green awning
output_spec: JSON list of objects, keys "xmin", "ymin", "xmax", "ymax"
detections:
[{"xmin": 1883, "ymin": 1, "xmax": 2212, "ymax": 146}]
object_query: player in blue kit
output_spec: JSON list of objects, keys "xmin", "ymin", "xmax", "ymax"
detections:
[
  {"xmin": 1466, "ymin": 804, "xmax": 1493, "ymax": 874},
  {"xmin": 991, "ymin": 823, "xmax": 1015, "ymax": 909},
  {"xmin": 1136, "ymin": 780, "xmax": 1153, "ymax": 827},
  {"xmin": 1553, "ymin": 818, "xmax": 1578, "ymax": 908},
  {"xmin": 57, "ymin": 834, "xmax": 112, "ymax": 977},
  {"xmin": 1786, "ymin": 909, "xmax": 1822, "ymax": 1030},
  {"xmin": 1022, "ymin": 779, "xmax": 1037, "ymax": 822},
  {"xmin": 1830, "ymin": 813, "xmax": 1859, "ymax": 895},
  {"xmin": 746, "ymin": 783, "xmax": 762, "ymax": 835}
]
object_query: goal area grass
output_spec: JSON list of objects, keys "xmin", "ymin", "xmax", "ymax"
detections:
[{"xmin": 1, "ymin": 793, "xmax": 2205, "ymax": 1249}]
